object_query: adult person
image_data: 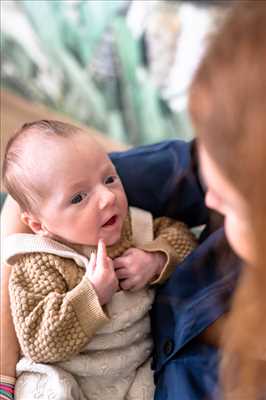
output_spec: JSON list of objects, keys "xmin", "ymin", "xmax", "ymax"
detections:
[
  {"xmin": 189, "ymin": 1, "xmax": 266, "ymax": 398},
  {"xmin": 5, "ymin": 3, "xmax": 265, "ymax": 399}
]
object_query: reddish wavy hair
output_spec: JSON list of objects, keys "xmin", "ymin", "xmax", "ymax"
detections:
[{"xmin": 190, "ymin": 2, "xmax": 266, "ymax": 398}]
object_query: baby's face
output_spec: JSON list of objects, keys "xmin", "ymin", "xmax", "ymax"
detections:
[{"xmin": 29, "ymin": 133, "xmax": 128, "ymax": 246}]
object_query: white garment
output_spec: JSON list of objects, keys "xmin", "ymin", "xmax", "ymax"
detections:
[{"xmin": 16, "ymin": 289, "xmax": 155, "ymax": 400}]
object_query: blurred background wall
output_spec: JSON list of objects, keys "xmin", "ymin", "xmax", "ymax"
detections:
[{"xmin": 1, "ymin": 0, "xmax": 229, "ymax": 149}]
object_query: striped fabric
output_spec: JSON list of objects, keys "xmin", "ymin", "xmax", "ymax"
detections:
[{"xmin": 0, "ymin": 376, "xmax": 15, "ymax": 400}]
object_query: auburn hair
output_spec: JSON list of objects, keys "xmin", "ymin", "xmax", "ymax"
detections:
[{"xmin": 190, "ymin": 2, "xmax": 266, "ymax": 398}]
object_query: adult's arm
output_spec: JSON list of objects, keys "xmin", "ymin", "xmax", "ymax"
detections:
[
  {"xmin": 112, "ymin": 139, "xmax": 238, "ymax": 350},
  {"xmin": 1, "ymin": 197, "xmax": 30, "ymax": 378},
  {"xmin": 151, "ymin": 228, "xmax": 241, "ymax": 399},
  {"xmin": 111, "ymin": 139, "xmax": 208, "ymax": 227}
]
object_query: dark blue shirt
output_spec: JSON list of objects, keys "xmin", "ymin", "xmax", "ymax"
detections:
[{"xmin": 111, "ymin": 140, "xmax": 241, "ymax": 400}]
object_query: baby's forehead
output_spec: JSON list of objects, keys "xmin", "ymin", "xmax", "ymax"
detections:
[
  {"xmin": 26, "ymin": 130, "xmax": 104, "ymax": 153},
  {"xmin": 27, "ymin": 131, "xmax": 111, "ymax": 170}
]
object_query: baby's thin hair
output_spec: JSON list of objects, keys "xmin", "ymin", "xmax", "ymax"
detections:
[{"xmin": 2, "ymin": 119, "xmax": 82, "ymax": 212}]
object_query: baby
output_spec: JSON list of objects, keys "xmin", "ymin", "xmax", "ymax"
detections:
[{"xmin": 3, "ymin": 120, "xmax": 196, "ymax": 400}]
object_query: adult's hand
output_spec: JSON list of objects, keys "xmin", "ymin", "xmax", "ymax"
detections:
[{"xmin": 1, "ymin": 196, "xmax": 28, "ymax": 377}]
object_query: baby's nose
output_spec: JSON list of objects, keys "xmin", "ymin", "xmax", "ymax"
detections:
[{"xmin": 98, "ymin": 186, "xmax": 116, "ymax": 209}]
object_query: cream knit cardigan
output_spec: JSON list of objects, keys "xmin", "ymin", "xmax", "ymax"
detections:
[{"xmin": 5, "ymin": 207, "xmax": 197, "ymax": 400}]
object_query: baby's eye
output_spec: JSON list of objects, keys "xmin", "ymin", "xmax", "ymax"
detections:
[
  {"xmin": 70, "ymin": 192, "xmax": 87, "ymax": 204},
  {"xmin": 104, "ymin": 175, "xmax": 117, "ymax": 185}
]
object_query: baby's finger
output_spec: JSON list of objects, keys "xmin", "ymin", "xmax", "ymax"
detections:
[
  {"xmin": 113, "ymin": 257, "xmax": 126, "ymax": 270},
  {"xmin": 119, "ymin": 277, "xmax": 137, "ymax": 291},
  {"xmin": 121, "ymin": 248, "xmax": 134, "ymax": 256},
  {"xmin": 115, "ymin": 268, "xmax": 128, "ymax": 280},
  {"xmin": 96, "ymin": 239, "xmax": 108, "ymax": 269},
  {"xmin": 88, "ymin": 252, "xmax": 96, "ymax": 271}
]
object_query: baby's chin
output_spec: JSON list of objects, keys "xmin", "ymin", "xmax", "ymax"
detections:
[{"xmin": 103, "ymin": 232, "xmax": 122, "ymax": 247}]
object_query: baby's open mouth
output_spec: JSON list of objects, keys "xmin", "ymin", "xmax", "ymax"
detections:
[{"xmin": 102, "ymin": 215, "xmax": 117, "ymax": 227}]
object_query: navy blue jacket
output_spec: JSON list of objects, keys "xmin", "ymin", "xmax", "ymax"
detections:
[{"xmin": 111, "ymin": 140, "xmax": 241, "ymax": 400}]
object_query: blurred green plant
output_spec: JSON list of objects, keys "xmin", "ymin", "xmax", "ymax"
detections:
[{"xmin": 1, "ymin": 0, "xmax": 193, "ymax": 145}]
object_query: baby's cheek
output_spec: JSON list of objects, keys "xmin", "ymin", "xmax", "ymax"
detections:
[{"xmin": 120, "ymin": 194, "xmax": 128, "ymax": 216}]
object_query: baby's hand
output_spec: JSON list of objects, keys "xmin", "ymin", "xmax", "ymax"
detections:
[
  {"xmin": 113, "ymin": 248, "xmax": 166, "ymax": 291},
  {"xmin": 86, "ymin": 239, "xmax": 119, "ymax": 305}
]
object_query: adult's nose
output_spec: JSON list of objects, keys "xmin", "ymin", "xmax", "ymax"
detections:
[{"xmin": 205, "ymin": 189, "xmax": 220, "ymax": 214}]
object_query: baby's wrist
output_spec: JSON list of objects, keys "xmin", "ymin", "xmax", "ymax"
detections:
[
  {"xmin": 87, "ymin": 277, "xmax": 113, "ymax": 306},
  {"xmin": 85, "ymin": 276, "xmax": 104, "ymax": 305}
]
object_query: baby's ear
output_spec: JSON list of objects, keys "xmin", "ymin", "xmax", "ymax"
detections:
[{"xmin": 21, "ymin": 211, "xmax": 47, "ymax": 235}]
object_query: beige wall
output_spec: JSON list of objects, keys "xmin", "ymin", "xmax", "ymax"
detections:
[{"xmin": 1, "ymin": 89, "xmax": 128, "ymax": 190}]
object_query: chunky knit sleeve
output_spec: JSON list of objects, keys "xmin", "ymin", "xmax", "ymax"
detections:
[
  {"xmin": 140, "ymin": 217, "xmax": 197, "ymax": 284},
  {"xmin": 9, "ymin": 253, "xmax": 109, "ymax": 363}
]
